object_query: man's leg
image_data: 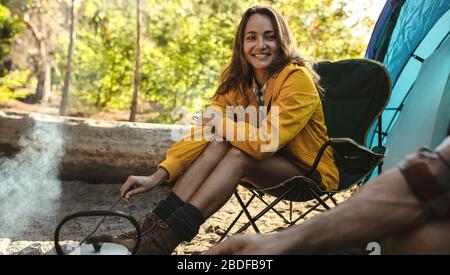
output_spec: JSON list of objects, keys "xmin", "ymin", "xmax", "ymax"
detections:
[{"xmin": 386, "ymin": 218, "xmax": 450, "ymax": 254}]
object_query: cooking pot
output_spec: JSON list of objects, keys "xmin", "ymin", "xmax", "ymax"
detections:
[{"xmin": 54, "ymin": 210, "xmax": 141, "ymax": 255}]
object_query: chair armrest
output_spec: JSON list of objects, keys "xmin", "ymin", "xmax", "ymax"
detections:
[
  {"xmin": 371, "ymin": 145, "xmax": 386, "ymax": 156},
  {"xmin": 305, "ymin": 138, "xmax": 385, "ymax": 178}
]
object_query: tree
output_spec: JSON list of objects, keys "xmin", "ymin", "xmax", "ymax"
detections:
[
  {"xmin": 276, "ymin": 0, "xmax": 372, "ymax": 60},
  {"xmin": 22, "ymin": 1, "xmax": 52, "ymax": 103},
  {"xmin": 59, "ymin": 0, "xmax": 76, "ymax": 116},
  {"xmin": 65, "ymin": 0, "xmax": 135, "ymax": 110},
  {"xmin": 0, "ymin": 3, "xmax": 22, "ymax": 77},
  {"xmin": 0, "ymin": 3, "xmax": 26, "ymax": 101},
  {"xmin": 4, "ymin": 0, "xmax": 67, "ymax": 104},
  {"xmin": 9, "ymin": 0, "xmax": 373, "ymax": 123},
  {"xmin": 129, "ymin": 0, "xmax": 141, "ymax": 122}
]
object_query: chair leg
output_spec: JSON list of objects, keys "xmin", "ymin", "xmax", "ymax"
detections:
[
  {"xmin": 250, "ymin": 190, "xmax": 291, "ymax": 224},
  {"xmin": 291, "ymin": 201, "xmax": 322, "ymax": 224},
  {"xmin": 362, "ymin": 173, "xmax": 372, "ymax": 184},
  {"xmin": 233, "ymin": 191, "xmax": 261, "ymax": 234},
  {"xmin": 304, "ymin": 187, "xmax": 331, "ymax": 210},
  {"xmin": 290, "ymin": 201, "xmax": 293, "ymax": 223},
  {"xmin": 218, "ymin": 192, "xmax": 257, "ymax": 242},
  {"xmin": 291, "ymin": 194, "xmax": 335, "ymax": 224},
  {"xmin": 223, "ymin": 183, "xmax": 337, "ymax": 238},
  {"xmin": 236, "ymin": 184, "xmax": 297, "ymax": 234},
  {"xmin": 328, "ymin": 193, "xmax": 338, "ymax": 206}
]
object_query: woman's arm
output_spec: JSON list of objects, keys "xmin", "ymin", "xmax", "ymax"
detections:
[
  {"xmin": 216, "ymin": 69, "xmax": 320, "ymax": 159},
  {"xmin": 158, "ymin": 94, "xmax": 230, "ymax": 182}
]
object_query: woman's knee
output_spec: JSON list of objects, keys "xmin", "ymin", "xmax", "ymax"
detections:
[
  {"xmin": 225, "ymin": 146, "xmax": 247, "ymax": 158},
  {"xmin": 224, "ymin": 147, "xmax": 255, "ymax": 170},
  {"xmin": 204, "ymin": 141, "xmax": 231, "ymax": 156}
]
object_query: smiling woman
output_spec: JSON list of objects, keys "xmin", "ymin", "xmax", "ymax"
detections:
[
  {"xmin": 214, "ymin": 5, "xmax": 324, "ymax": 102},
  {"xmin": 243, "ymin": 13, "xmax": 279, "ymax": 86},
  {"xmin": 87, "ymin": 5, "xmax": 339, "ymax": 255}
]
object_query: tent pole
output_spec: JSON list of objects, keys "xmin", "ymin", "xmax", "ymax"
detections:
[{"xmin": 378, "ymin": 116, "xmax": 383, "ymax": 174}]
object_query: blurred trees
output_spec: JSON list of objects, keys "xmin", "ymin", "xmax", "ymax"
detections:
[
  {"xmin": 277, "ymin": 0, "xmax": 370, "ymax": 59},
  {"xmin": 59, "ymin": 0, "xmax": 76, "ymax": 115},
  {"xmin": 1, "ymin": 0, "xmax": 375, "ymax": 123},
  {"xmin": 129, "ymin": 0, "xmax": 141, "ymax": 122},
  {"xmin": 0, "ymin": 3, "xmax": 21, "ymax": 76},
  {"xmin": 0, "ymin": 3, "xmax": 23, "ymax": 100},
  {"xmin": 1, "ymin": 0, "xmax": 68, "ymax": 103}
]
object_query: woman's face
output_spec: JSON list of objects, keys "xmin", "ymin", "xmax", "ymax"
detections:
[{"xmin": 243, "ymin": 13, "xmax": 279, "ymax": 75}]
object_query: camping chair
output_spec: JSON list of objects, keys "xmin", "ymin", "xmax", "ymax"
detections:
[{"xmin": 219, "ymin": 59, "xmax": 392, "ymax": 241}]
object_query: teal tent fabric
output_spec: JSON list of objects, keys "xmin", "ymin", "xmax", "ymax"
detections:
[
  {"xmin": 366, "ymin": 1, "xmax": 450, "ymax": 149},
  {"xmin": 383, "ymin": 38, "xmax": 450, "ymax": 169},
  {"xmin": 384, "ymin": 1, "xmax": 449, "ymax": 83}
]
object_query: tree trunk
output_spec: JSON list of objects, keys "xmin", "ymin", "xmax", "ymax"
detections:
[
  {"xmin": 60, "ymin": 0, "xmax": 77, "ymax": 116},
  {"xmin": 35, "ymin": 61, "xmax": 51, "ymax": 103},
  {"xmin": 23, "ymin": 12, "xmax": 51, "ymax": 103},
  {"xmin": 129, "ymin": 0, "xmax": 141, "ymax": 122},
  {"xmin": 0, "ymin": 110, "xmax": 177, "ymax": 183}
]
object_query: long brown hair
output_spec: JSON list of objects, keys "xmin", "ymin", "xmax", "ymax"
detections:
[{"xmin": 214, "ymin": 5, "xmax": 323, "ymax": 102}]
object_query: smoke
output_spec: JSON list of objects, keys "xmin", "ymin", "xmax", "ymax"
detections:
[{"xmin": 0, "ymin": 117, "xmax": 64, "ymax": 237}]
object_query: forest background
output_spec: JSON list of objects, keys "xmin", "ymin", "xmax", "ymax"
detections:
[{"xmin": 0, "ymin": 0, "xmax": 380, "ymax": 123}]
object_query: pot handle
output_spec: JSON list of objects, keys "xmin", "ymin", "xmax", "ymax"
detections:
[{"xmin": 54, "ymin": 210, "xmax": 141, "ymax": 255}]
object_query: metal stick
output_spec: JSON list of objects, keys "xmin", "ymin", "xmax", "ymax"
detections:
[{"xmin": 78, "ymin": 196, "xmax": 123, "ymax": 245}]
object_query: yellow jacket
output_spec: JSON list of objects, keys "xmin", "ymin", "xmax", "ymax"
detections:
[{"xmin": 158, "ymin": 63, "xmax": 339, "ymax": 191}]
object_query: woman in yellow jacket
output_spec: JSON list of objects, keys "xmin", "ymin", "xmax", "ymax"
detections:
[{"xmin": 91, "ymin": 5, "xmax": 339, "ymax": 254}]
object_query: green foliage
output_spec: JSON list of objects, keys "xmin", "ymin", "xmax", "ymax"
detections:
[
  {"xmin": 56, "ymin": 0, "xmax": 135, "ymax": 110},
  {"xmin": 0, "ymin": 69, "xmax": 30, "ymax": 101},
  {"xmin": 50, "ymin": 0, "xmax": 374, "ymax": 122},
  {"xmin": 0, "ymin": 4, "xmax": 22, "ymax": 77},
  {"xmin": 140, "ymin": 0, "xmax": 246, "ymax": 122},
  {"xmin": 0, "ymin": 3, "xmax": 24, "ymax": 101}
]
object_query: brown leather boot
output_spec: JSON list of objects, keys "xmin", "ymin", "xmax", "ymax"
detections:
[
  {"xmin": 135, "ymin": 219, "xmax": 181, "ymax": 255},
  {"xmin": 86, "ymin": 211, "xmax": 164, "ymax": 253}
]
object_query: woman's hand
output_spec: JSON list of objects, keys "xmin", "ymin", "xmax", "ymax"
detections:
[{"xmin": 120, "ymin": 169, "xmax": 169, "ymax": 201}]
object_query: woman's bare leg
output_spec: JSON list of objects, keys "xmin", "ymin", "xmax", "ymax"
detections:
[
  {"xmin": 172, "ymin": 141, "xmax": 231, "ymax": 202},
  {"xmin": 189, "ymin": 147, "xmax": 305, "ymax": 218}
]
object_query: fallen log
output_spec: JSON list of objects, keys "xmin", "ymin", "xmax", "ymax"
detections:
[{"xmin": 0, "ymin": 109, "xmax": 184, "ymax": 183}]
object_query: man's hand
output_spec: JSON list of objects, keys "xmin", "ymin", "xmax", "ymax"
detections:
[{"xmin": 120, "ymin": 169, "xmax": 168, "ymax": 201}]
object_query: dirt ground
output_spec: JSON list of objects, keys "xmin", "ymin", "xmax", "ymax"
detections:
[{"xmin": 0, "ymin": 181, "xmax": 358, "ymax": 255}]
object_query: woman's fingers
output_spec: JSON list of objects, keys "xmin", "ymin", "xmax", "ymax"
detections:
[
  {"xmin": 124, "ymin": 187, "xmax": 146, "ymax": 201},
  {"xmin": 120, "ymin": 176, "xmax": 137, "ymax": 197},
  {"xmin": 119, "ymin": 175, "xmax": 154, "ymax": 200}
]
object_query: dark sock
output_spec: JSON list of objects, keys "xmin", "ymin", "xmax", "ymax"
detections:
[
  {"xmin": 153, "ymin": 191, "xmax": 186, "ymax": 220},
  {"xmin": 166, "ymin": 203, "xmax": 205, "ymax": 242}
]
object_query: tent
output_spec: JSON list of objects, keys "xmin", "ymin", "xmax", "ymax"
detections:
[{"xmin": 364, "ymin": 0, "xmax": 450, "ymax": 169}]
